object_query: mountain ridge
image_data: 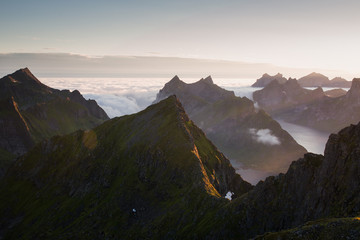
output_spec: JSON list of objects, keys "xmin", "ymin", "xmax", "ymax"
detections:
[
  {"xmin": 155, "ymin": 76, "xmax": 306, "ymax": 175},
  {"xmin": 0, "ymin": 68, "xmax": 109, "ymax": 173},
  {"xmin": 0, "ymin": 95, "xmax": 252, "ymax": 239}
]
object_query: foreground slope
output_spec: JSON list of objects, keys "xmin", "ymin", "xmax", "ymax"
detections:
[
  {"xmin": 206, "ymin": 121, "xmax": 360, "ymax": 239},
  {"xmin": 1, "ymin": 96, "xmax": 360, "ymax": 239},
  {"xmin": 155, "ymin": 76, "xmax": 306, "ymax": 174},
  {"xmin": 0, "ymin": 96, "xmax": 251, "ymax": 239},
  {"xmin": 0, "ymin": 68, "xmax": 109, "ymax": 164}
]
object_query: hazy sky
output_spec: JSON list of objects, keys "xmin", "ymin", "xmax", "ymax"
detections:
[{"xmin": 1, "ymin": 0, "xmax": 360, "ymax": 75}]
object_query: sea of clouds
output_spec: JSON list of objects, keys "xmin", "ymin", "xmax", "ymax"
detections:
[{"xmin": 40, "ymin": 77, "xmax": 255, "ymax": 118}]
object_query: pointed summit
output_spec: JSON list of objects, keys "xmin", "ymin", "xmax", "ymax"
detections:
[
  {"xmin": 346, "ymin": 78, "xmax": 360, "ymax": 100},
  {"xmin": 7, "ymin": 67, "xmax": 44, "ymax": 87},
  {"xmin": 201, "ymin": 75, "xmax": 213, "ymax": 84},
  {"xmin": 252, "ymin": 73, "xmax": 287, "ymax": 87},
  {"xmin": 170, "ymin": 75, "xmax": 181, "ymax": 82}
]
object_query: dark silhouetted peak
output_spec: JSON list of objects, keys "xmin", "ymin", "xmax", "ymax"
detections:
[
  {"xmin": 331, "ymin": 77, "xmax": 348, "ymax": 83},
  {"xmin": 283, "ymin": 78, "xmax": 301, "ymax": 91},
  {"xmin": 252, "ymin": 72, "xmax": 287, "ymax": 87},
  {"xmin": 201, "ymin": 75, "xmax": 213, "ymax": 84},
  {"xmin": 286, "ymin": 78, "xmax": 299, "ymax": 86},
  {"xmin": 165, "ymin": 75, "xmax": 185, "ymax": 88},
  {"xmin": 346, "ymin": 78, "xmax": 360, "ymax": 99},
  {"xmin": 298, "ymin": 72, "xmax": 330, "ymax": 87},
  {"xmin": 170, "ymin": 75, "xmax": 181, "ymax": 82},
  {"xmin": 7, "ymin": 68, "xmax": 44, "ymax": 86}
]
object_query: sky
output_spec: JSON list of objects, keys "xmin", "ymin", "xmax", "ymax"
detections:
[{"xmin": 1, "ymin": 0, "xmax": 360, "ymax": 76}]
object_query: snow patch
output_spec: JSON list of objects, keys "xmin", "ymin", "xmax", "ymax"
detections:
[{"xmin": 225, "ymin": 191, "xmax": 234, "ymax": 200}]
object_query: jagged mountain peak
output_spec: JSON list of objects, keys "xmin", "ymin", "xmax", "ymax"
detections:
[
  {"xmin": 5, "ymin": 67, "xmax": 45, "ymax": 87},
  {"xmin": 170, "ymin": 75, "xmax": 181, "ymax": 82},
  {"xmin": 252, "ymin": 72, "xmax": 287, "ymax": 87},
  {"xmin": 346, "ymin": 78, "xmax": 360, "ymax": 99},
  {"xmin": 200, "ymin": 75, "xmax": 213, "ymax": 84}
]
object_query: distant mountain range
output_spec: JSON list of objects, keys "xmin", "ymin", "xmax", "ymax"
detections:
[
  {"xmin": 155, "ymin": 76, "xmax": 306, "ymax": 173},
  {"xmin": 251, "ymin": 73, "xmax": 287, "ymax": 87},
  {"xmin": 1, "ymin": 95, "xmax": 360, "ymax": 239},
  {"xmin": 252, "ymin": 72, "xmax": 351, "ymax": 88},
  {"xmin": 254, "ymin": 77, "xmax": 360, "ymax": 133},
  {"xmin": 0, "ymin": 68, "xmax": 108, "ymax": 174},
  {"xmin": 0, "ymin": 53, "xmax": 350, "ymax": 78}
]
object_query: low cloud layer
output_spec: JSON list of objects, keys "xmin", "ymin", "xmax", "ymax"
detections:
[
  {"xmin": 249, "ymin": 128, "xmax": 281, "ymax": 145},
  {"xmin": 40, "ymin": 77, "xmax": 258, "ymax": 118},
  {"xmin": 41, "ymin": 77, "xmax": 171, "ymax": 118}
]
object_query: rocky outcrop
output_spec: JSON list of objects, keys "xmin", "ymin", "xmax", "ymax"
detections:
[
  {"xmin": 251, "ymin": 73, "xmax": 287, "ymax": 87},
  {"xmin": 155, "ymin": 76, "xmax": 306, "ymax": 174},
  {"xmin": 253, "ymin": 78, "xmax": 326, "ymax": 114}
]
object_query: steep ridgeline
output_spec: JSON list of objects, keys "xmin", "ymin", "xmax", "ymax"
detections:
[
  {"xmin": 298, "ymin": 72, "xmax": 351, "ymax": 88},
  {"xmin": 266, "ymin": 78, "xmax": 360, "ymax": 133},
  {"xmin": 0, "ymin": 68, "xmax": 108, "ymax": 166},
  {"xmin": 0, "ymin": 96, "xmax": 252, "ymax": 239},
  {"xmin": 251, "ymin": 73, "xmax": 287, "ymax": 87},
  {"xmin": 155, "ymin": 76, "xmax": 306, "ymax": 174},
  {"xmin": 253, "ymin": 78, "xmax": 326, "ymax": 115},
  {"xmin": 205, "ymin": 121, "xmax": 360, "ymax": 239}
]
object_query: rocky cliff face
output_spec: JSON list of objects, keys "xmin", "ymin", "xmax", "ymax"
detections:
[
  {"xmin": 155, "ymin": 76, "xmax": 306, "ymax": 174},
  {"xmin": 251, "ymin": 73, "xmax": 287, "ymax": 87},
  {"xmin": 0, "ymin": 96, "xmax": 252, "ymax": 239},
  {"xmin": 203, "ymin": 121, "xmax": 360, "ymax": 239},
  {"xmin": 253, "ymin": 78, "xmax": 326, "ymax": 114},
  {"xmin": 0, "ymin": 68, "xmax": 109, "ymax": 172}
]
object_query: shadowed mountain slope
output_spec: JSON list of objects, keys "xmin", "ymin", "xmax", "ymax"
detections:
[
  {"xmin": 0, "ymin": 96, "xmax": 251, "ymax": 239},
  {"xmin": 0, "ymin": 68, "xmax": 109, "ymax": 169}
]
